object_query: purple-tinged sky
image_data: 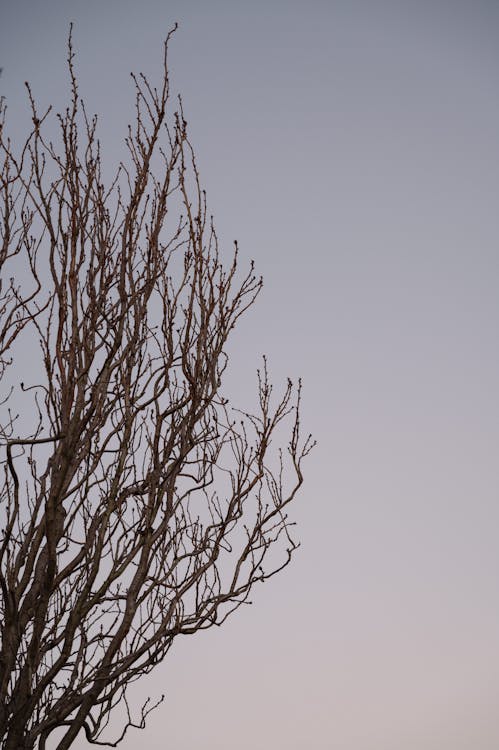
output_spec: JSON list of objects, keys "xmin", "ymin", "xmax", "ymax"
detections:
[{"xmin": 1, "ymin": 1, "xmax": 498, "ymax": 748}]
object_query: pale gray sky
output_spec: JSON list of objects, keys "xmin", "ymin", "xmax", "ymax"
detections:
[{"xmin": 1, "ymin": 1, "xmax": 499, "ymax": 748}]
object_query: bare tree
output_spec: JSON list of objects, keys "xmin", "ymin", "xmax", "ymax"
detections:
[{"xmin": 0, "ymin": 27, "xmax": 314, "ymax": 750}]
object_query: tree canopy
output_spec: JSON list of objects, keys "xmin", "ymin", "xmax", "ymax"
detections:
[{"xmin": 0, "ymin": 27, "xmax": 313, "ymax": 749}]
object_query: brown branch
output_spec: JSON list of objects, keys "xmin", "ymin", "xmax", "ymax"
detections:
[{"xmin": 0, "ymin": 24, "xmax": 313, "ymax": 750}]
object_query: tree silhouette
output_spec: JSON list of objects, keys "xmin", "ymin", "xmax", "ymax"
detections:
[{"xmin": 0, "ymin": 26, "xmax": 313, "ymax": 749}]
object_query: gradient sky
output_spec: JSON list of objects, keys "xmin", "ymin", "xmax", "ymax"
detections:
[{"xmin": 1, "ymin": 1, "xmax": 498, "ymax": 748}]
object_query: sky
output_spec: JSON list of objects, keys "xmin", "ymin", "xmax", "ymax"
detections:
[{"xmin": 1, "ymin": 1, "xmax": 499, "ymax": 748}]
